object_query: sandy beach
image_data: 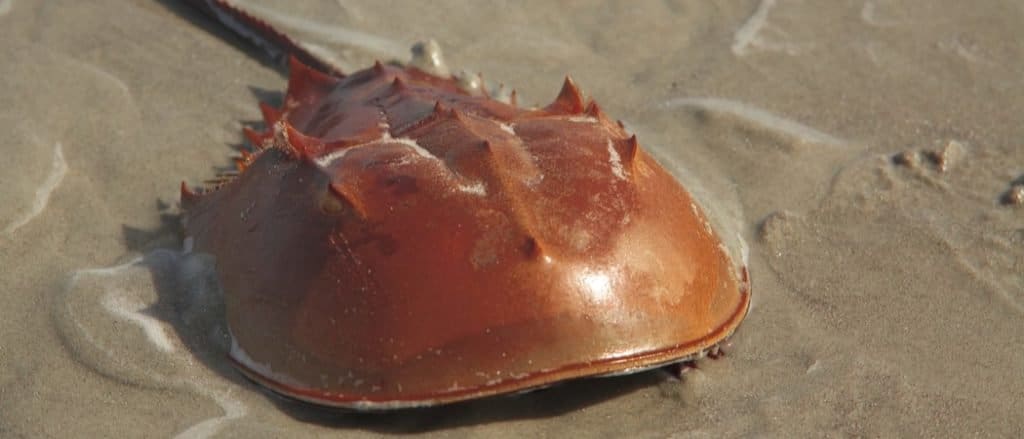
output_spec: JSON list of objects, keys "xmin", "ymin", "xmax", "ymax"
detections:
[{"xmin": 1, "ymin": 0, "xmax": 1022, "ymax": 437}]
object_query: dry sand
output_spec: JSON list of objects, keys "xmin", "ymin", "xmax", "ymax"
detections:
[{"xmin": 1, "ymin": 0, "xmax": 1022, "ymax": 437}]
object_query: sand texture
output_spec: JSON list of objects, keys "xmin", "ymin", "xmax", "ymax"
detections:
[{"xmin": 1, "ymin": 0, "xmax": 1022, "ymax": 437}]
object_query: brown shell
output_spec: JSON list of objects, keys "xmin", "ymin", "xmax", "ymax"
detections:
[{"xmin": 182, "ymin": 57, "xmax": 750, "ymax": 409}]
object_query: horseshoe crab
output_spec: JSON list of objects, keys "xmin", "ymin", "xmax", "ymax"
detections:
[{"xmin": 181, "ymin": 0, "xmax": 750, "ymax": 410}]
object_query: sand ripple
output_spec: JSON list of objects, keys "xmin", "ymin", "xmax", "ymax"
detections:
[
  {"xmin": 55, "ymin": 249, "xmax": 247, "ymax": 439},
  {"xmin": 3, "ymin": 142, "xmax": 67, "ymax": 236}
]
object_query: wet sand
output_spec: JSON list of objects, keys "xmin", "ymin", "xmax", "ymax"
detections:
[{"xmin": 1, "ymin": 0, "xmax": 1022, "ymax": 437}]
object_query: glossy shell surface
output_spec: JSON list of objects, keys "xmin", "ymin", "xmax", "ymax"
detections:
[{"xmin": 182, "ymin": 57, "xmax": 750, "ymax": 409}]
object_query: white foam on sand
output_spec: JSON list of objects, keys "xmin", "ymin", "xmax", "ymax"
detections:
[
  {"xmin": 172, "ymin": 388, "xmax": 246, "ymax": 439},
  {"xmin": 71, "ymin": 58, "xmax": 134, "ymax": 101},
  {"xmin": 660, "ymin": 97, "xmax": 847, "ymax": 146},
  {"xmin": 4, "ymin": 142, "xmax": 68, "ymax": 236},
  {"xmin": 731, "ymin": 0, "xmax": 808, "ymax": 56},
  {"xmin": 860, "ymin": 1, "xmax": 901, "ymax": 27},
  {"xmin": 59, "ymin": 249, "xmax": 247, "ymax": 439},
  {"xmin": 296, "ymin": 40, "xmax": 352, "ymax": 73},
  {"xmin": 0, "ymin": 0, "xmax": 12, "ymax": 17},
  {"xmin": 61, "ymin": 257, "xmax": 147, "ymax": 366},
  {"xmin": 732, "ymin": 0, "xmax": 776, "ymax": 56},
  {"xmin": 100, "ymin": 289, "xmax": 175, "ymax": 353},
  {"xmin": 234, "ymin": 0, "xmax": 407, "ymax": 60}
]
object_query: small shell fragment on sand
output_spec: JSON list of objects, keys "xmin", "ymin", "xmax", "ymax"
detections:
[
  {"xmin": 892, "ymin": 139, "xmax": 967, "ymax": 173},
  {"xmin": 1002, "ymin": 184, "xmax": 1024, "ymax": 206}
]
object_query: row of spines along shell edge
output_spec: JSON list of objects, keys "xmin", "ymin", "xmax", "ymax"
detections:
[{"xmin": 181, "ymin": 57, "xmax": 640, "ymax": 205}]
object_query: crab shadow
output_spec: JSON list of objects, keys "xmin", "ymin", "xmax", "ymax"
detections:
[
  {"xmin": 120, "ymin": 85, "xmax": 281, "ymax": 251},
  {"xmin": 263, "ymin": 370, "xmax": 672, "ymax": 432}
]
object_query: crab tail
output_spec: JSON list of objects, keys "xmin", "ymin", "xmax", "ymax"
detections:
[{"xmin": 180, "ymin": 0, "xmax": 346, "ymax": 77}]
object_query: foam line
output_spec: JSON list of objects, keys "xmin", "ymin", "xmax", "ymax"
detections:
[
  {"xmin": 67, "ymin": 257, "xmax": 144, "ymax": 279},
  {"xmin": 4, "ymin": 142, "xmax": 68, "ymax": 235},
  {"xmin": 101, "ymin": 291, "xmax": 175, "ymax": 353},
  {"xmin": 860, "ymin": 1, "xmax": 899, "ymax": 27},
  {"xmin": 732, "ymin": 0, "xmax": 776, "ymax": 56},
  {"xmin": 173, "ymin": 389, "xmax": 246, "ymax": 439},
  {"xmin": 65, "ymin": 253, "xmax": 249, "ymax": 438},
  {"xmin": 76, "ymin": 60, "xmax": 133, "ymax": 101},
  {"xmin": 295, "ymin": 40, "xmax": 351, "ymax": 73},
  {"xmin": 860, "ymin": 1, "xmax": 879, "ymax": 25},
  {"xmin": 234, "ymin": 0, "xmax": 407, "ymax": 60},
  {"xmin": 60, "ymin": 258, "xmax": 146, "ymax": 368},
  {"xmin": 660, "ymin": 97, "xmax": 847, "ymax": 146},
  {"xmin": 61, "ymin": 258, "xmax": 148, "ymax": 368}
]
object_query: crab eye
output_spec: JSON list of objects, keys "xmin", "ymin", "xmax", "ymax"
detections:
[
  {"xmin": 321, "ymin": 182, "xmax": 366, "ymax": 218},
  {"xmin": 320, "ymin": 187, "xmax": 346, "ymax": 215}
]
